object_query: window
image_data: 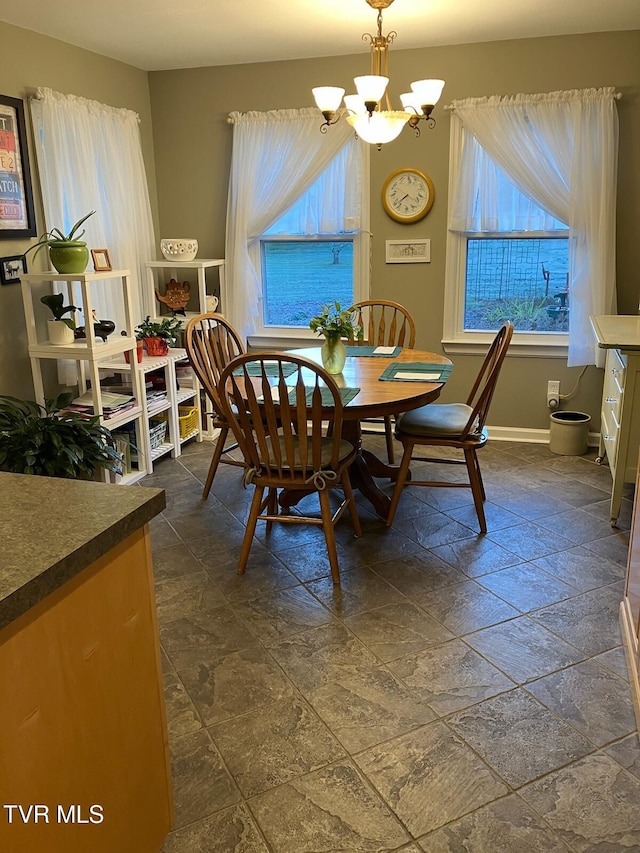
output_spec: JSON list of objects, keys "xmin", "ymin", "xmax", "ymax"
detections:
[
  {"xmin": 464, "ymin": 233, "xmax": 569, "ymax": 333},
  {"xmin": 444, "ymin": 91, "xmax": 617, "ymax": 364},
  {"xmin": 261, "ymin": 238, "xmax": 354, "ymax": 328},
  {"xmin": 445, "ymin": 122, "xmax": 570, "ymax": 353},
  {"xmin": 251, "ymin": 140, "xmax": 368, "ymax": 343}
]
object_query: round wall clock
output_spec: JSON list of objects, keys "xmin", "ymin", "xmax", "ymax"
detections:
[{"xmin": 382, "ymin": 167, "xmax": 435, "ymax": 223}]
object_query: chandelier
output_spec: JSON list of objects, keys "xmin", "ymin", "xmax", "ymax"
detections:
[{"xmin": 312, "ymin": 0, "xmax": 444, "ymax": 149}]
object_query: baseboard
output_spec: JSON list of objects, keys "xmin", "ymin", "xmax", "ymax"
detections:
[
  {"xmin": 208, "ymin": 420, "xmax": 600, "ymax": 448},
  {"xmin": 362, "ymin": 419, "xmax": 600, "ymax": 447}
]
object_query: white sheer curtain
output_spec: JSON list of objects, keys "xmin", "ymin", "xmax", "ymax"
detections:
[
  {"xmin": 30, "ymin": 89, "xmax": 156, "ymax": 338},
  {"xmin": 225, "ymin": 108, "xmax": 363, "ymax": 341},
  {"xmin": 449, "ymin": 88, "xmax": 618, "ymax": 366}
]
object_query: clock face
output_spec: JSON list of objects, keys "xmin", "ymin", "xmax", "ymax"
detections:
[{"xmin": 382, "ymin": 168, "xmax": 435, "ymax": 223}]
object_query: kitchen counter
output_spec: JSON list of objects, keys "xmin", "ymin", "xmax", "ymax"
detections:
[
  {"xmin": 0, "ymin": 472, "xmax": 165, "ymax": 631},
  {"xmin": 0, "ymin": 473, "xmax": 172, "ymax": 853},
  {"xmin": 590, "ymin": 314, "xmax": 640, "ymax": 350}
]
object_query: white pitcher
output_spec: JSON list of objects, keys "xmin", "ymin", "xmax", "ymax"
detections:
[{"xmin": 205, "ymin": 295, "xmax": 219, "ymax": 313}]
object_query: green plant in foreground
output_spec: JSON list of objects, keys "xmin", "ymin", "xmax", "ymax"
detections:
[
  {"xmin": 309, "ymin": 301, "xmax": 362, "ymax": 340},
  {"xmin": 40, "ymin": 293, "xmax": 78, "ymax": 330},
  {"xmin": 23, "ymin": 210, "xmax": 96, "ymax": 260},
  {"xmin": 0, "ymin": 393, "xmax": 123, "ymax": 478}
]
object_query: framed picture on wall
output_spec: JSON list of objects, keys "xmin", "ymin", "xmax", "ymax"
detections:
[
  {"xmin": 0, "ymin": 254, "xmax": 27, "ymax": 284},
  {"xmin": 0, "ymin": 95, "xmax": 37, "ymax": 238}
]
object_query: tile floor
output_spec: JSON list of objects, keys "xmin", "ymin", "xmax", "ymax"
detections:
[{"xmin": 149, "ymin": 435, "xmax": 640, "ymax": 852}]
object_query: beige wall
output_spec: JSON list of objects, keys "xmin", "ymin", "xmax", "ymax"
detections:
[
  {"xmin": 149, "ymin": 29, "xmax": 640, "ymax": 431},
  {"xmin": 0, "ymin": 21, "xmax": 158, "ymax": 398}
]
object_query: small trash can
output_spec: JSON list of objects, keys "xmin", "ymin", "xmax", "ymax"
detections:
[{"xmin": 549, "ymin": 411, "xmax": 591, "ymax": 456}]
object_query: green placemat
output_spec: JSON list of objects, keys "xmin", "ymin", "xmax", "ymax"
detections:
[
  {"xmin": 345, "ymin": 345, "xmax": 402, "ymax": 358},
  {"xmin": 233, "ymin": 361, "xmax": 297, "ymax": 378},
  {"xmin": 378, "ymin": 362, "xmax": 453, "ymax": 382},
  {"xmin": 302, "ymin": 386, "xmax": 360, "ymax": 406}
]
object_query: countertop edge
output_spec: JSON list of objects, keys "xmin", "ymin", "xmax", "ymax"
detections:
[{"xmin": 0, "ymin": 485, "xmax": 165, "ymax": 632}]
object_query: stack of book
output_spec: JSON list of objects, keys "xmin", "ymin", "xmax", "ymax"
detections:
[{"xmin": 67, "ymin": 390, "xmax": 136, "ymax": 419}]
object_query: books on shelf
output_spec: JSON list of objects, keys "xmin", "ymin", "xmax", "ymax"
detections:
[{"xmin": 67, "ymin": 390, "xmax": 136, "ymax": 419}]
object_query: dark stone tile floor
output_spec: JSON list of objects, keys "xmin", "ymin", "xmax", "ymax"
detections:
[{"xmin": 150, "ymin": 435, "xmax": 639, "ymax": 852}]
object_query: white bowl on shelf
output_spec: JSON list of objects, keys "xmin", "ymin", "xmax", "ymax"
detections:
[{"xmin": 160, "ymin": 238, "xmax": 198, "ymax": 262}]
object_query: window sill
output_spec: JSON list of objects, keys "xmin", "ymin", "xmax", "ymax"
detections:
[
  {"xmin": 442, "ymin": 335, "xmax": 569, "ymax": 359},
  {"xmin": 248, "ymin": 329, "xmax": 321, "ymax": 351}
]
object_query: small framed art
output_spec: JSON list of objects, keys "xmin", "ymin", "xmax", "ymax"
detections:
[
  {"xmin": 0, "ymin": 254, "xmax": 26, "ymax": 284},
  {"xmin": 385, "ymin": 239, "xmax": 431, "ymax": 264},
  {"xmin": 91, "ymin": 248, "xmax": 112, "ymax": 272},
  {"xmin": 0, "ymin": 95, "xmax": 37, "ymax": 238}
]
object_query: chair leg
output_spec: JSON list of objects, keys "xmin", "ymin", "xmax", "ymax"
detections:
[
  {"xmin": 386, "ymin": 440, "xmax": 414, "ymax": 526},
  {"xmin": 465, "ymin": 448, "xmax": 487, "ymax": 534},
  {"xmin": 319, "ymin": 488, "xmax": 341, "ymax": 585},
  {"xmin": 341, "ymin": 471, "xmax": 361, "ymax": 537},
  {"xmin": 238, "ymin": 485, "xmax": 264, "ymax": 574},
  {"xmin": 384, "ymin": 415, "xmax": 395, "ymax": 464},
  {"xmin": 202, "ymin": 425, "xmax": 230, "ymax": 499},
  {"xmin": 265, "ymin": 487, "xmax": 278, "ymax": 533}
]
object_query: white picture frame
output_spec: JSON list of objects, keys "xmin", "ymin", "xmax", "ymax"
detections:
[{"xmin": 385, "ymin": 239, "xmax": 431, "ymax": 264}]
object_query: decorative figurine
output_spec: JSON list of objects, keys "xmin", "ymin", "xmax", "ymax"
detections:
[{"xmin": 155, "ymin": 279, "xmax": 191, "ymax": 315}]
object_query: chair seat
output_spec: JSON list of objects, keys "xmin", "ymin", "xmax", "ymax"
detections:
[
  {"xmin": 396, "ymin": 402, "xmax": 474, "ymax": 438},
  {"xmin": 264, "ymin": 436, "xmax": 354, "ymax": 473}
]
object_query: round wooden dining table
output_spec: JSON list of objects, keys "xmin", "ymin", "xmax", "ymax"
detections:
[{"xmin": 284, "ymin": 346, "xmax": 453, "ymax": 518}]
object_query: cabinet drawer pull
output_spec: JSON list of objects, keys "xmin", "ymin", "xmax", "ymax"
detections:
[
  {"xmin": 611, "ymin": 367, "xmax": 620, "ymax": 375},
  {"xmin": 604, "ymin": 435, "xmax": 616, "ymax": 442},
  {"xmin": 605, "ymin": 396, "xmax": 618, "ymax": 404}
]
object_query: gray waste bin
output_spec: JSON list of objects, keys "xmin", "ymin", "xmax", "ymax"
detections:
[{"xmin": 549, "ymin": 411, "xmax": 591, "ymax": 456}]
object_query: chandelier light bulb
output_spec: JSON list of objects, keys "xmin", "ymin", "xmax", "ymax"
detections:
[
  {"xmin": 346, "ymin": 111, "xmax": 410, "ymax": 147},
  {"xmin": 344, "ymin": 94, "xmax": 366, "ymax": 115},
  {"xmin": 354, "ymin": 75, "xmax": 389, "ymax": 104},
  {"xmin": 410, "ymin": 78, "xmax": 445, "ymax": 108},
  {"xmin": 312, "ymin": 87, "xmax": 345, "ymax": 113}
]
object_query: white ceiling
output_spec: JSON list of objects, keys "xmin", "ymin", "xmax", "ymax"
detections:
[{"xmin": 1, "ymin": 0, "xmax": 639, "ymax": 72}]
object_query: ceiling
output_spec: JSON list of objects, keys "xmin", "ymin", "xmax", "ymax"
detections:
[{"xmin": 1, "ymin": 0, "xmax": 639, "ymax": 72}]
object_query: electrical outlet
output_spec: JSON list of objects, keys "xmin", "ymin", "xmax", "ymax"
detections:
[{"xmin": 547, "ymin": 380, "xmax": 560, "ymax": 409}]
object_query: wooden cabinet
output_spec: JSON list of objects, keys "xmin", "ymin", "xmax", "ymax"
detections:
[
  {"xmin": 620, "ymin": 459, "xmax": 640, "ymax": 733},
  {"xmin": 0, "ymin": 474, "xmax": 171, "ymax": 853},
  {"xmin": 591, "ymin": 316, "xmax": 640, "ymax": 526}
]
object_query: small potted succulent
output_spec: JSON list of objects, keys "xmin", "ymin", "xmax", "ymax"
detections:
[
  {"xmin": 23, "ymin": 210, "xmax": 96, "ymax": 274},
  {"xmin": 309, "ymin": 301, "xmax": 362, "ymax": 374},
  {"xmin": 0, "ymin": 393, "xmax": 124, "ymax": 479},
  {"xmin": 40, "ymin": 293, "xmax": 78, "ymax": 346},
  {"xmin": 134, "ymin": 315, "xmax": 183, "ymax": 356}
]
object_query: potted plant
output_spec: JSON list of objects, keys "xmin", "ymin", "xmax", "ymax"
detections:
[
  {"xmin": 0, "ymin": 393, "xmax": 124, "ymax": 479},
  {"xmin": 40, "ymin": 292, "xmax": 78, "ymax": 346},
  {"xmin": 23, "ymin": 210, "xmax": 96, "ymax": 274},
  {"xmin": 309, "ymin": 301, "xmax": 362, "ymax": 374},
  {"xmin": 134, "ymin": 315, "xmax": 183, "ymax": 356}
]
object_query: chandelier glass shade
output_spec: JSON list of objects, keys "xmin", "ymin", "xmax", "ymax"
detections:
[{"xmin": 312, "ymin": 0, "xmax": 444, "ymax": 149}]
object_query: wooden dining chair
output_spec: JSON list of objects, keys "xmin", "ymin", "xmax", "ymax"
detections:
[
  {"xmin": 218, "ymin": 352, "xmax": 361, "ymax": 584},
  {"xmin": 349, "ymin": 299, "xmax": 417, "ymax": 463},
  {"xmin": 184, "ymin": 312, "xmax": 246, "ymax": 499},
  {"xmin": 386, "ymin": 322, "xmax": 514, "ymax": 534}
]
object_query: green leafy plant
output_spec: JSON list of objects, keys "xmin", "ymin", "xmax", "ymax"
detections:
[
  {"xmin": 135, "ymin": 315, "xmax": 183, "ymax": 344},
  {"xmin": 40, "ymin": 293, "xmax": 78, "ymax": 331},
  {"xmin": 309, "ymin": 301, "xmax": 362, "ymax": 340},
  {"xmin": 23, "ymin": 210, "xmax": 96, "ymax": 260},
  {"xmin": 0, "ymin": 393, "xmax": 124, "ymax": 478}
]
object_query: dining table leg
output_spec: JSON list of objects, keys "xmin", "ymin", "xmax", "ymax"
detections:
[{"xmin": 278, "ymin": 420, "xmax": 409, "ymax": 520}]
